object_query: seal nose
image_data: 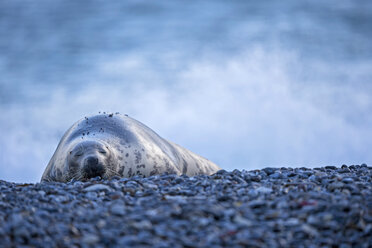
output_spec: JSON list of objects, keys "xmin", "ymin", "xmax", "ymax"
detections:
[
  {"xmin": 86, "ymin": 156, "xmax": 98, "ymax": 165},
  {"xmin": 83, "ymin": 156, "xmax": 105, "ymax": 178}
]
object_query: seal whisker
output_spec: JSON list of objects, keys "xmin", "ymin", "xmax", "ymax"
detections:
[
  {"xmin": 70, "ymin": 172, "xmax": 82, "ymax": 181},
  {"xmin": 70, "ymin": 168, "xmax": 85, "ymax": 181},
  {"xmin": 105, "ymin": 167, "xmax": 121, "ymax": 177}
]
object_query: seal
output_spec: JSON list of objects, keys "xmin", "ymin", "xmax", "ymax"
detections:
[{"xmin": 41, "ymin": 113, "xmax": 221, "ymax": 182}]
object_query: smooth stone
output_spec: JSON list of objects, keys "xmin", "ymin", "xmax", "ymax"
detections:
[
  {"xmin": 110, "ymin": 203, "xmax": 126, "ymax": 216},
  {"xmin": 84, "ymin": 184, "xmax": 112, "ymax": 192},
  {"xmin": 342, "ymin": 177, "xmax": 354, "ymax": 184},
  {"xmin": 82, "ymin": 234, "xmax": 100, "ymax": 244}
]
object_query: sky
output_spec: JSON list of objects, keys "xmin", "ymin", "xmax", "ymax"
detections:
[{"xmin": 0, "ymin": 0, "xmax": 371, "ymax": 182}]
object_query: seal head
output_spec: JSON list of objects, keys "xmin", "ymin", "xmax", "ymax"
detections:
[{"xmin": 67, "ymin": 140, "xmax": 116, "ymax": 180}]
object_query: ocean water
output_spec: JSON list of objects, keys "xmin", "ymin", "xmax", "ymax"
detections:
[{"xmin": 0, "ymin": 0, "xmax": 371, "ymax": 182}]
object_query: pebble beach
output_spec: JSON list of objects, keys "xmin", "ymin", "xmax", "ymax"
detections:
[{"xmin": 1, "ymin": 165, "xmax": 371, "ymax": 247}]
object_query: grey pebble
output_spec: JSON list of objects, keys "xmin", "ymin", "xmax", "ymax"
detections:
[
  {"xmin": 0, "ymin": 164, "xmax": 371, "ymax": 247},
  {"xmin": 110, "ymin": 203, "xmax": 126, "ymax": 216},
  {"xmin": 342, "ymin": 177, "xmax": 354, "ymax": 183},
  {"xmin": 84, "ymin": 184, "xmax": 112, "ymax": 192},
  {"xmin": 82, "ymin": 234, "xmax": 100, "ymax": 244}
]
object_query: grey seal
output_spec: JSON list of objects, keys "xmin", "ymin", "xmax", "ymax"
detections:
[{"xmin": 41, "ymin": 113, "xmax": 221, "ymax": 182}]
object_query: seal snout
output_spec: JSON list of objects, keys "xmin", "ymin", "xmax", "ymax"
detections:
[{"xmin": 83, "ymin": 156, "xmax": 105, "ymax": 178}]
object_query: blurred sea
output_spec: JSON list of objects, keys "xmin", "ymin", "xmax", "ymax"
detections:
[{"xmin": 0, "ymin": 0, "xmax": 371, "ymax": 182}]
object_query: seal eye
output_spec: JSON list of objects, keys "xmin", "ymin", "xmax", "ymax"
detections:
[
  {"xmin": 74, "ymin": 152, "xmax": 83, "ymax": 157},
  {"xmin": 99, "ymin": 150, "xmax": 107, "ymax": 154}
]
